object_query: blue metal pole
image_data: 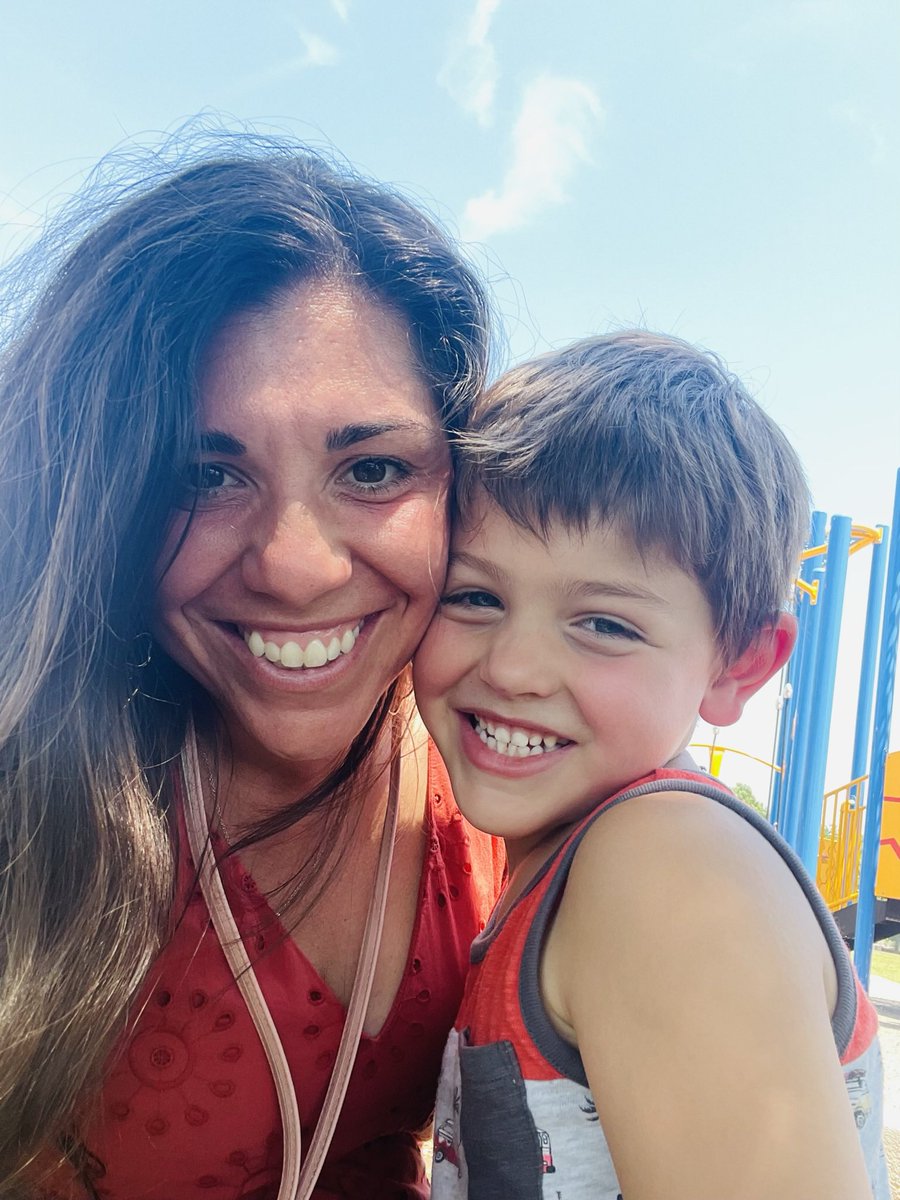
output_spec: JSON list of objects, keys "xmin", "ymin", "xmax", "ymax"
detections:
[
  {"xmin": 782, "ymin": 597, "xmax": 819, "ymax": 842},
  {"xmin": 771, "ymin": 602, "xmax": 805, "ymax": 831},
  {"xmin": 782, "ymin": 511, "xmax": 828, "ymax": 849},
  {"xmin": 796, "ymin": 516, "xmax": 852, "ymax": 875},
  {"xmin": 768, "ymin": 674, "xmax": 792, "ymax": 829},
  {"xmin": 855, "ymin": 472, "xmax": 900, "ymax": 988},
  {"xmin": 850, "ymin": 527, "xmax": 889, "ymax": 792},
  {"xmin": 770, "ymin": 536, "xmax": 821, "ymax": 830}
]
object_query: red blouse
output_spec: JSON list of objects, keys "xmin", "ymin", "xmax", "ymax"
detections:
[{"xmin": 43, "ymin": 747, "xmax": 504, "ymax": 1200}]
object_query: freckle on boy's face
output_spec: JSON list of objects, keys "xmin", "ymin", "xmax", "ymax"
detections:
[{"xmin": 413, "ymin": 496, "xmax": 724, "ymax": 862}]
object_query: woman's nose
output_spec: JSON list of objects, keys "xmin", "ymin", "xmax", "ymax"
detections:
[
  {"xmin": 240, "ymin": 501, "xmax": 353, "ymax": 603},
  {"xmin": 478, "ymin": 622, "xmax": 558, "ymax": 700}
]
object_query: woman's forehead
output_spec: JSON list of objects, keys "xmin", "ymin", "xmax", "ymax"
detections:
[{"xmin": 197, "ymin": 278, "xmax": 440, "ymax": 437}]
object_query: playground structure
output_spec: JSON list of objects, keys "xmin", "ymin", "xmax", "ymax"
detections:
[
  {"xmin": 694, "ymin": 471, "xmax": 900, "ymax": 988},
  {"xmin": 816, "ymin": 751, "xmax": 900, "ymax": 933}
]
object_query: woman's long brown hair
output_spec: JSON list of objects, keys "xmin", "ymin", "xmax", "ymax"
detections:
[{"xmin": 0, "ymin": 126, "xmax": 492, "ymax": 1195}]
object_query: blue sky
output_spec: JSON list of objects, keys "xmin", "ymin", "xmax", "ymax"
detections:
[{"xmin": 1, "ymin": 0, "xmax": 898, "ymax": 796}]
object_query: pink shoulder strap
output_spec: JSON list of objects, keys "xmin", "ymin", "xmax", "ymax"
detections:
[{"xmin": 181, "ymin": 719, "xmax": 400, "ymax": 1200}]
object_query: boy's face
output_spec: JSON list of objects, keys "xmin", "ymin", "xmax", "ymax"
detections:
[{"xmin": 413, "ymin": 495, "xmax": 729, "ymax": 862}]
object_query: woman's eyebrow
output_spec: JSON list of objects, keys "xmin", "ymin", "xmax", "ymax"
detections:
[
  {"xmin": 325, "ymin": 420, "xmax": 425, "ymax": 451},
  {"xmin": 200, "ymin": 430, "xmax": 246, "ymax": 455},
  {"xmin": 198, "ymin": 421, "xmax": 430, "ymax": 456}
]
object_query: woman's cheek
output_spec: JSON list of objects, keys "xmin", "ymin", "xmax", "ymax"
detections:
[{"xmin": 381, "ymin": 493, "xmax": 451, "ymax": 601}]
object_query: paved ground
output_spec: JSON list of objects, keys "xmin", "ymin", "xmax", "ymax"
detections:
[{"xmin": 869, "ymin": 974, "xmax": 900, "ymax": 1197}]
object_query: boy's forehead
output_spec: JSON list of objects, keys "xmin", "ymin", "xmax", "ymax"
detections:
[
  {"xmin": 447, "ymin": 499, "xmax": 722, "ymax": 659},
  {"xmin": 450, "ymin": 493, "xmax": 693, "ymax": 587}
]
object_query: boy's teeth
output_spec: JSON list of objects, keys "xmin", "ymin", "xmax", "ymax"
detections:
[
  {"xmin": 472, "ymin": 715, "xmax": 566, "ymax": 756},
  {"xmin": 243, "ymin": 621, "xmax": 363, "ymax": 670}
]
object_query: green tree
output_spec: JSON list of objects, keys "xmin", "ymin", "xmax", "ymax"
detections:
[{"xmin": 733, "ymin": 781, "xmax": 768, "ymax": 820}]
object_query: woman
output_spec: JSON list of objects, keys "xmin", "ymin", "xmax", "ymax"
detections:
[{"xmin": 0, "ymin": 136, "xmax": 505, "ymax": 1199}]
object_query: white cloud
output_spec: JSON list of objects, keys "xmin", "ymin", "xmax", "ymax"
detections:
[
  {"xmin": 296, "ymin": 29, "xmax": 339, "ymax": 67},
  {"xmin": 439, "ymin": 0, "xmax": 502, "ymax": 126},
  {"xmin": 329, "ymin": 0, "xmax": 349, "ymax": 23},
  {"xmin": 831, "ymin": 103, "xmax": 888, "ymax": 167},
  {"xmin": 461, "ymin": 75, "xmax": 604, "ymax": 241},
  {"xmin": 238, "ymin": 28, "xmax": 339, "ymax": 91}
]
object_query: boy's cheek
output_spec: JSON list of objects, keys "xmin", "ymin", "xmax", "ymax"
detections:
[{"xmin": 412, "ymin": 616, "xmax": 453, "ymax": 710}]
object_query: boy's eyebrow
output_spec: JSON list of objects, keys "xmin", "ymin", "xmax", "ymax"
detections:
[
  {"xmin": 449, "ymin": 551, "xmax": 667, "ymax": 607},
  {"xmin": 448, "ymin": 551, "xmax": 509, "ymax": 585},
  {"xmin": 562, "ymin": 579, "xmax": 668, "ymax": 607}
]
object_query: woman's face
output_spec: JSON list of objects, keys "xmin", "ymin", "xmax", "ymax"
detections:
[{"xmin": 154, "ymin": 279, "xmax": 452, "ymax": 780}]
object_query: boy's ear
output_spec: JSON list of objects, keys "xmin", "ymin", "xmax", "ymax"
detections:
[{"xmin": 699, "ymin": 612, "xmax": 796, "ymax": 727}]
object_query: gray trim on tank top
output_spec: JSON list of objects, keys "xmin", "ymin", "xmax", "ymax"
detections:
[{"xmin": 492, "ymin": 772, "xmax": 861, "ymax": 1088}]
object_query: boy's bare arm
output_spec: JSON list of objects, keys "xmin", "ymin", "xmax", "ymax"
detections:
[{"xmin": 544, "ymin": 792, "xmax": 873, "ymax": 1200}]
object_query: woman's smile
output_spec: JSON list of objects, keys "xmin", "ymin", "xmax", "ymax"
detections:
[
  {"xmin": 204, "ymin": 611, "xmax": 379, "ymax": 691},
  {"xmin": 241, "ymin": 619, "xmax": 364, "ymax": 669},
  {"xmin": 154, "ymin": 279, "xmax": 452, "ymax": 770}
]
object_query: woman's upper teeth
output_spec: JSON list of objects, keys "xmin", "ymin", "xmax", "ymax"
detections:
[
  {"xmin": 472, "ymin": 713, "xmax": 567, "ymax": 756},
  {"xmin": 243, "ymin": 621, "xmax": 363, "ymax": 669}
]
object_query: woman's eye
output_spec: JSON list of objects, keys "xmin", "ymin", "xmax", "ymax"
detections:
[
  {"xmin": 345, "ymin": 457, "xmax": 411, "ymax": 492},
  {"xmin": 441, "ymin": 589, "xmax": 502, "ymax": 610},
  {"xmin": 580, "ymin": 615, "xmax": 642, "ymax": 640},
  {"xmin": 180, "ymin": 462, "xmax": 240, "ymax": 496}
]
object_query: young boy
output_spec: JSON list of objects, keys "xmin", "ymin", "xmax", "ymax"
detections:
[{"xmin": 413, "ymin": 332, "xmax": 889, "ymax": 1199}]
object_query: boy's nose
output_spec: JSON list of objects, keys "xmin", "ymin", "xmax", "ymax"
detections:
[
  {"xmin": 477, "ymin": 624, "xmax": 558, "ymax": 699},
  {"xmin": 240, "ymin": 501, "xmax": 353, "ymax": 604}
]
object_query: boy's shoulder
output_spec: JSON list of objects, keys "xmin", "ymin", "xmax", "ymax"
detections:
[
  {"xmin": 569, "ymin": 785, "xmax": 778, "ymax": 909},
  {"xmin": 549, "ymin": 783, "xmax": 833, "ymax": 998},
  {"xmin": 541, "ymin": 781, "xmax": 837, "ymax": 1063},
  {"xmin": 537, "ymin": 780, "xmax": 870, "ymax": 1200},
  {"xmin": 568, "ymin": 784, "xmax": 817, "ymax": 924}
]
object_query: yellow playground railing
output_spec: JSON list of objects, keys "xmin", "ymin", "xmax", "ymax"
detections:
[
  {"xmin": 690, "ymin": 742, "xmax": 870, "ymax": 914},
  {"xmin": 817, "ymin": 777, "xmax": 868, "ymax": 912},
  {"xmin": 689, "ymin": 743, "xmax": 782, "ymax": 779},
  {"xmin": 795, "ymin": 524, "xmax": 882, "ymax": 602}
]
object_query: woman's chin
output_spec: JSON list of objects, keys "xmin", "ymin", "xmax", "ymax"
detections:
[{"xmin": 215, "ymin": 700, "xmax": 386, "ymax": 785}]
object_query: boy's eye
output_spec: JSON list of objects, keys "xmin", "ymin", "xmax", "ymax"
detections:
[
  {"xmin": 440, "ymin": 589, "xmax": 502, "ymax": 610},
  {"xmin": 580, "ymin": 615, "xmax": 642, "ymax": 640}
]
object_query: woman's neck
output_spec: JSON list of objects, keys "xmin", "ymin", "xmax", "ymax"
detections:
[{"xmin": 203, "ymin": 704, "xmax": 424, "ymax": 849}]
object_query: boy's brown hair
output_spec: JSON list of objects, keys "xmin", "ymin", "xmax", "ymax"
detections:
[{"xmin": 455, "ymin": 331, "xmax": 811, "ymax": 663}]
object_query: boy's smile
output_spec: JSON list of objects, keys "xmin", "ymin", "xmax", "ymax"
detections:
[{"xmin": 413, "ymin": 494, "xmax": 731, "ymax": 865}]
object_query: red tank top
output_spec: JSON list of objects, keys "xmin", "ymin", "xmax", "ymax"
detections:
[{"xmin": 39, "ymin": 746, "xmax": 505, "ymax": 1200}]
